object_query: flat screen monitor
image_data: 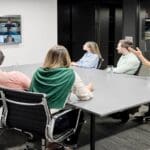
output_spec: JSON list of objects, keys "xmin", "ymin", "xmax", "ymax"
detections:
[{"xmin": 0, "ymin": 15, "xmax": 21, "ymax": 44}]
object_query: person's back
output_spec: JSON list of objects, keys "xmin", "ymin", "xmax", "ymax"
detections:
[
  {"xmin": 30, "ymin": 67, "xmax": 75, "ymax": 109},
  {"xmin": 0, "ymin": 70, "xmax": 30, "ymax": 90},
  {"xmin": 30, "ymin": 45, "xmax": 93, "ymax": 111},
  {"xmin": 29, "ymin": 45, "xmax": 93, "ymax": 147},
  {"xmin": 0, "ymin": 50, "xmax": 31, "ymax": 90}
]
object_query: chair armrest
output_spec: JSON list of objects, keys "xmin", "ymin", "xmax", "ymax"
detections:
[
  {"xmin": 46, "ymin": 108, "xmax": 81, "ymax": 142},
  {"xmin": 52, "ymin": 108, "xmax": 75, "ymax": 119},
  {"xmin": 46, "ymin": 123, "xmax": 74, "ymax": 142}
]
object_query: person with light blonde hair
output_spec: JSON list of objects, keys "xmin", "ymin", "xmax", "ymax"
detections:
[
  {"xmin": 29, "ymin": 45, "xmax": 93, "ymax": 147},
  {"xmin": 72, "ymin": 41, "xmax": 103, "ymax": 68},
  {"xmin": 30, "ymin": 45, "xmax": 93, "ymax": 110},
  {"xmin": 43, "ymin": 45, "xmax": 71, "ymax": 69}
]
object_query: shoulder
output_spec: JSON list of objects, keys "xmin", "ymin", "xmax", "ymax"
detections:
[
  {"xmin": 74, "ymin": 71, "xmax": 80, "ymax": 79},
  {"xmin": 127, "ymin": 53, "xmax": 140, "ymax": 64},
  {"xmin": 32, "ymin": 67, "xmax": 41, "ymax": 76},
  {"xmin": 6, "ymin": 71, "xmax": 30, "ymax": 82},
  {"xmin": 12, "ymin": 71, "xmax": 29, "ymax": 77},
  {"xmin": 128, "ymin": 53, "xmax": 139, "ymax": 60},
  {"xmin": 87, "ymin": 52, "xmax": 98, "ymax": 58},
  {"xmin": 72, "ymin": 71, "xmax": 82, "ymax": 84}
]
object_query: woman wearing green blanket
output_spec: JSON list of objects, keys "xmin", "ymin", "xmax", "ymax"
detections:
[{"xmin": 29, "ymin": 45, "xmax": 93, "ymax": 147}]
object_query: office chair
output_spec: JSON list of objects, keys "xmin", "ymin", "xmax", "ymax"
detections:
[
  {"xmin": 0, "ymin": 87, "xmax": 81, "ymax": 149},
  {"xmin": 97, "ymin": 58, "xmax": 104, "ymax": 69},
  {"xmin": 142, "ymin": 108, "xmax": 150, "ymax": 123}
]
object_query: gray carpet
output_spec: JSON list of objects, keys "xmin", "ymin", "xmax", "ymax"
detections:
[
  {"xmin": 1, "ymin": 113, "xmax": 150, "ymax": 150},
  {"xmin": 78, "ymin": 112, "xmax": 150, "ymax": 150}
]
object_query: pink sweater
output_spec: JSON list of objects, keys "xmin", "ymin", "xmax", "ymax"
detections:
[{"xmin": 0, "ymin": 70, "xmax": 31, "ymax": 90}]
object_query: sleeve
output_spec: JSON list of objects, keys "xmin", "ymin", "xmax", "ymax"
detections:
[
  {"xmin": 76, "ymin": 54, "xmax": 99, "ymax": 68},
  {"xmin": 71, "ymin": 72, "xmax": 93, "ymax": 100},
  {"xmin": 76, "ymin": 54, "xmax": 86, "ymax": 66},
  {"xmin": 16, "ymin": 71, "xmax": 31, "ymax": 90}
]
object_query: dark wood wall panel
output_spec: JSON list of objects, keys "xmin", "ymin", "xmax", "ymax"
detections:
[
  {"xmin": 95, "ymin": 7, "xmax": 109, "ymax": 67},
  {"xmin": 71, "ymin": 1, "xmax": 95, "ymax": 61},
  {"xmin": 123, "ymin": 0, "xmax": 139, "ymax": 46},
  {"xmin": 58, "ymin": 0, "xmax": 123, "ymax": 67},
  {"xmin": 114, "ymin": 8, "xmax": 123, "ymax": 65},
  {"xmin": 58, "ymin": 0, "xmax": 72, "ymax": 55}
]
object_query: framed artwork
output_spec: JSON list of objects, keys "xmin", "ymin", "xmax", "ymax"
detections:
[{"xmin": 0, "ymin": 15, "xmax": 21, "ymax": 44}]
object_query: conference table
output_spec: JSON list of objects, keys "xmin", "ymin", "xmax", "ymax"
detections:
[
  {"xmin": 68, "ymin": 66, "xmax": 150, "ymax": 150},
  {"xmin": 1, "ymin": 64, "xmax": 150, "ymax": 150}
]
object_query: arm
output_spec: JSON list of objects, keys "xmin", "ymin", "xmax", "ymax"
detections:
[
  {"xmin": 71, "ymin": 54, "xmax": 86, "ymax": 67},
  {"xmin": 129, "ymin": 47, "xmax": 150, "ymax": 67},
  {"xmin": 72, "ymin": 72, "xmax": 93, "ymax": 100},
  {"xmin": 76, "ymin": 54, "xmax": 99, "ymax": 68},
  {"xmin": 113, "ymin": 62, "xmax": 137, "ymax": 74},
  {"xmin": 15, "ymin": 71, "xmax": 31, "ymax": 90},
  {"xmin": 71, "ymin": 61, "xmax": 79, "ymax": 66},
  {"xmin": 86, "ymin": 82, "xmax": 94, "ymax": 92}
]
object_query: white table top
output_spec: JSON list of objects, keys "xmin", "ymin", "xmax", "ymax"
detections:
[
  {"xmin": 69, "ymin": 67, "xmax": 150, "ymax": 117},
  {"xmin": 0, "ymin": 63, "xmax": 41, "ymax": 77},
  {"xmin": 1, "ymin": 64, "xmax": 150, "ymax": 117}
]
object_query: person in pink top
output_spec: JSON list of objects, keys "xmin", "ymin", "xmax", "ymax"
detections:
[{"xmin": 0, "ymin": 50, "xmax": 31, "ymax": 90}]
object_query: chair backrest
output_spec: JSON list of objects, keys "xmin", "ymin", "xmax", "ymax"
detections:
[
  {"xmin": 134, "ymin": 62, "xmax": 142, "ymax": 75},
  {"xmin": 0, "ymin": 87, "xmax": 51, "ymax": 139},
  {"xmin": 97, "ymin": 58, "xmax": 104, "ymax": 69}
]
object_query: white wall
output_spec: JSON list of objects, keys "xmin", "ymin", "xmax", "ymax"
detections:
[{"xmin": 0, "ymin": 0, "xmax": 57, "ymax": 66}]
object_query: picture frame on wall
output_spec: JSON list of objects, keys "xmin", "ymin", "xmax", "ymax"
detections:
[{"xmin": 0, "ymin": 15, "xmax": 21, "ymax": 44}]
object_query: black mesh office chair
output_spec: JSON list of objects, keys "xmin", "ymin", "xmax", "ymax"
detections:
[
  {"xmin": 97, "ymin": 58, "xmax": 104, "ymax": 69},
  {"xmin": 0, "ymin": 87, "xmax": 81, "ymax": 149}
]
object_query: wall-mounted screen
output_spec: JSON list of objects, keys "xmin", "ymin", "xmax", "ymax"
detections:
[{"xmin": 0, "ymin": 15, "xmax": 21, "ymax": 44}]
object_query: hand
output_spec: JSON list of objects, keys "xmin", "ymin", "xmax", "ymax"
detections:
[
  {"xmin": 128, "ymin": 47, "xmax": 143, "ymax": 57},
  {"xmin": 71, "ymin": 62, "xmax": 77, "ymax": 66},
  {"xmin": 106, "ymin": 67, "xmax": 111, "ymax": 72},
  {"xmin": 135, "ymin": 47, "xmax": 143, "ymax": 57},
  {"xmin": 86, "ymin": 83, "xmax": 94, "ymax": 92}
]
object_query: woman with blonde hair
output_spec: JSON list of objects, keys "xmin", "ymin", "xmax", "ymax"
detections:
[
  {"xmin": 29, "ymin": 45, "xmax": 93, "ymax": 147},
  {"xmin": 30, "ymin": 45, "xmax": 93, "ymax": 110},
  {"xmin": 71, "ymin": 41, "xmax": 103, "ymax": 68}
]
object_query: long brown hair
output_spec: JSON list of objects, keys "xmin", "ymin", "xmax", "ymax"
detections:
[
  {"xmin": 43, "ymin": 45, "xmax": 71, "ymax": 68},
  {"xmin": 84, "ymin": 41, "xmax": 102, "ymax": 58}
]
